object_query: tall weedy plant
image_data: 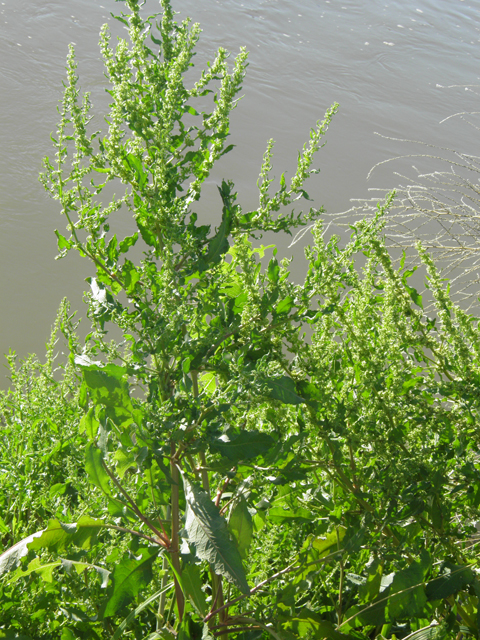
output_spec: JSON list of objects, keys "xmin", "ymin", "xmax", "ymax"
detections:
[{"xmin": 2, "ymin": 1, "xmax": 480, "ymax": 639}]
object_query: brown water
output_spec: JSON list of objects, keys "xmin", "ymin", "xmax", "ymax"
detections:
[{"xmin": 1, "ymin": 0, "xmax": 479, "ymax": 384}]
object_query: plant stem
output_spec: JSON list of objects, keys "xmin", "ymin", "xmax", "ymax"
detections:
[
  {"xmin": 170, "ymin": 444, "xmax": 184, "ymax": 622},
  {"xmin": 157, "ymin": 505, "xmax": 172, "ymax": 630}
]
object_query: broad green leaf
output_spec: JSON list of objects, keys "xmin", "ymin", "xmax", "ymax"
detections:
[
  {"xmin": 137, "ymin": 219, "xmax": 157, "ymax": 247},
  {"xmin": 0, "ymin": 531, "xmax": 44, "ymax": 576},
  {"xmin": 28, "ymin": 516, "xmax": 105, "ymax": 552},
  {"xmin": 343, "ymin": 525, "xmax": 366, "ymax": 554},
  {"xmin": 77, "ymin": 362, "xmax": 133, "ymax": 411},
  {"xmin": 0, "ymin": 517, "xmax": 106, "ymax": 578},
  {"xmin": 85, "ymin": 443, "xmax": 112, "ymax": 497},
  {"xmin": 201, "ymin": 180, "xmax": 234, "ymax": 269},
  {"xmin": 275, "ymin": 296, "xmax": 295, "ymax": 315},
  {"xmin": 79, "ymin": 406, "xmax": 100, "ymax": 440},
  {"xmin": 359, "ymin": 558, "xmax": 383, "ymax": 603},
  {"xmin": 114, "ymin": 447, "xmax": 137, "ymax": 479},
  {"xmin": 183, "ymin": 104, "xmax": 199, "ymax": 116},
  {"xmin": 7, "ymin": 556, "xmax": 110, "ymax": 587},
  {"xmin": 426, "ymin": 563, "xmax": 474, "ymax": 601},
  {"xmin": 311, "ymin": 527, "xmax": 346, "ymax": 557},
  {"xmin": 102, "ymin": 546, "xmax": 160, "ymax": 618},
  {"xmin": 264, "ymin": 376, "xmax": 306, "ymax": 405},
  {"xmin": 385, "ymin": 552, "xmax": 430, "ymax": 621},
  {"xmin": 183, "ymin": 476, "xmax": 250, "ymax": 594},
  {"xmin": 61, "ymin": 558, "xmax": 111, "ymax": 587},
  {"xmin": 406, "ymin": 284, "xmax": 423, "ymax": 309},
  {"xmin": 267, "ymin": 257, "xmax": 280, "ymax": 284},
  {"xmin": 6, "ymin": 557, "xmax": 61, "ymax": 585},
  {"xmin": 199, "ymin": 372, "xmax": 216, "ymax": 396},
  {"xmin": 282, "ymin": 608, "xmax": 354, "ymax": 640},
  {"xmin": 55, "ymin": 229, "xmax": 72, "ymax": 251},
  {"xmin": 228, "ymin": 498, "xmax": 253, "ymax": 559},
  {"xmin": 119, "ymin": 233, "xmax": 138, "ymax": 254},
  {"xmin": 211, "ymin": 430, "xmax": 274, "ymax": 462},
  {"xmin": 402, "ymin": 624, "xmax": 449, "ymax": 640},
  {"xmin": 122, "ymin": 259, "xmax": 141, "ymax": 294},
  {"xmin": 268, "ymin": 505, "xmax": 313, "ymax": 524},
  {"xmin": 181, "ymin": 563, "xmax": 208, "ymax": 616}
]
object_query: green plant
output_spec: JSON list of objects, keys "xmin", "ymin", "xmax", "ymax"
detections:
[{"xmin": 2, "ymin": 2, "xmax": 480, "ymax": 639}]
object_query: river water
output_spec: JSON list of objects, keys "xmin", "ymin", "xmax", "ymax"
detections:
[{"xmin": 1, "ymin": 0, "xmax": 479, "ymax": 384}]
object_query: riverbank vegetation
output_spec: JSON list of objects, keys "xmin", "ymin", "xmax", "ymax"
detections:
[{"xmin": 1, "ymin": 1, "xmax": 480, "ymax": 638}]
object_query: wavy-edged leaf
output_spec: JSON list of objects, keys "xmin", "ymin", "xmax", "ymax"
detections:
[
  {"xmin": 0, "ymin": 531, "xmax": 42, "ymax": 576},
  {"xmin": 0, "ymin": 516, "xmax": 106, "ymax": 577},
  {"xmin": 228, "ymin": 498, "xmax": 253, "ymax": 559},
  {"xmin": 85, "ymin": 443, "xmax": 113, "ymax": 497},
  {"xmin": 102, "ymin": 546, "xmax": 160, "ymax": 618},
  {"xmin": 426, "ymin": 562, "xmax": 474, "ymax": 601},
  {"xmin": 28, "ymin": 516, "xmax": 105, "ymax": 553},
  {"xmin": 385, "ymin": 551, "xmax": 430, "ymax": 621},
  {"xmin": 264, "ymin": 376, "xmax": 306, "ymax": 405},
  {"xmin": 211, "ymin": 430, "xmax": 274, "ymax": 462},
  {"xmin": 76, "ymin": 362, "xmax": 132, "ymax": 410},
  {"xmin": 183, "ymin": 476, "xmax": 249, "ymax": 594},
  {"xmin": 311, "ymin": 527, "xmax": 346, "ymax": 557},
  {"xmin": 281, "ymin": 608, "xmax": 355, "ymax": 640}
]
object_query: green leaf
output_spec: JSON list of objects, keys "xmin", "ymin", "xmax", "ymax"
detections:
[
  {"xmin": 269, "ymin": 500, "xmax": 312, "ymax": 523},
  {"xmin": 55, "ymin": 229, "xmax": 72, "ymax": 251},
  {"xmin": 267, "ymin": 257, "xmax": 280, "ymax": 284},
  {"xmin": 28, "ymin": 516, "xmax": 105, "ymax": 553},
  {"xmin": 358, "ymin": 558, "xmax": 383, "ymax": 603},
  {"xmin": 311, "ymin": 527, "xmax": 346, "ymax": 557},
  {"xmin": 181, "ymin": 564, "xmax": 208, "ymax": 616},
  {"xmin": 137, "ymin": 219, "xmax": 157, "ymax": 247},
  {"xmin": 78, "ymin": 363, "xmax": 133, "ymax": 411},
  {"xmin": 282, "ymin": 608, "xmax": 354, "ymax": 640},
  {"xmin": 228, "ymin": 498, "xmax": 253, "ymax": 559},
  {"xmin": 79, "ymin": 406, "xmax": 100, "ymax": 440},
  {"xmin": 114, "ymin": 447, "xmax": 138, "ymax": 479},
  {"xmin": 85, "ymin": 443, "xmax": 113, "ymax": 497},
  {"xmin": 426, "ymin": 563, "xmax": 474, "ymax": 601},
  {"xmin": 102, "ymin": 546, "xmax": 160, "ymax": 618},
  {"xmin": 0, "ymin": 531, "xmax": 43, "ymax": 576},
  {"xmin": 385, "ymin": 551, "xmax": 430, "ymax": 621},
  {"xmin": 0, "ymin": 517, "xmax": 106, "ymax": 577},
  {"xmin": 211, "ymin": 430, "xmax": 274, "ymax": 462},
  {"xmin": 62, "ymin": 558, "xmax": 111, "ymax": 587},
  {"xmin": 183, "ymin": 104, "xmax": 199, "ymax": 116},
  {"xmin": 200, "ymin": 180, "xmax": 234, "ymax": 270},
  {"xmin": 275, "ymin": 296, "xmax": 295, "ymax": 315},
  {"xmin": 182, "ymin": 476, "xmax": 250, "ymax": 594},
  {"xmin": 6, "ymin": 557, "xmax": 61, "ymax": 585},
  {"xmin": 402, "ymin": 624, "xmax": 449, "ymax": 640},
  {"xmin": 118, "ymin": 233, "xmax": 138, "ymax": 254},
  {"xmin": 406, "ymin": 284, "xmax": 423, "ymax": 309},
  {"xmin": 264, "ymin": 376, "xmax": 306, "ymax": 405}
]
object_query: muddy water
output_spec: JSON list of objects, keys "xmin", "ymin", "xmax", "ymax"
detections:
[{"xmin": 1, "ymin": 0, "xmax": 479, "ymax": 384}]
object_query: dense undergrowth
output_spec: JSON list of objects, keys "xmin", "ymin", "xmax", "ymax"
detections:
[{"xmin": 1, "ymin": 1, "xmax": 480, "ymax": 639}]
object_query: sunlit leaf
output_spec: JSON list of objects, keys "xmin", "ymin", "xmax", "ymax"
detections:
[
  {"xmin": 102, "ymin": 547, "xmax": 160, "ymax": 618},
  {"xmin": 228, "ymin": 498, "xmax": 253, "ymax": 559},
  {"xmin": 183, "ymin": 476, "xmax": 249, "ymax": 594}
]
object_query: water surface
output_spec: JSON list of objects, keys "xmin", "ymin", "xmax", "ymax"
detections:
[{"xmin": 1, "ymin": 0, "xmax": 479, "ymax": 383}]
